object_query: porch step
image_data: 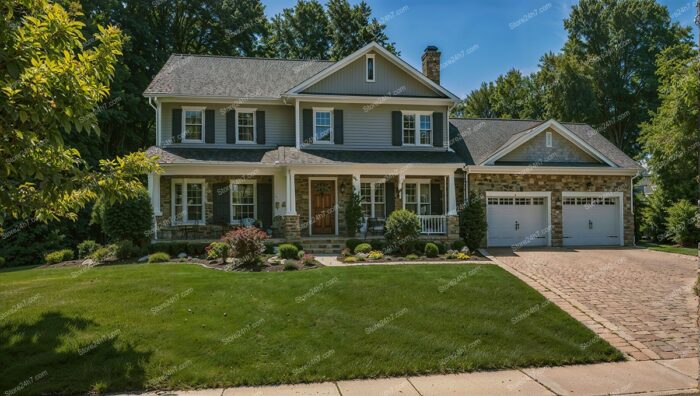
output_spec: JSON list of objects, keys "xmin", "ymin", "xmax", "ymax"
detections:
[{"xmin": 299, "ymin": 238, "xmax": 348, "ymax": 254}]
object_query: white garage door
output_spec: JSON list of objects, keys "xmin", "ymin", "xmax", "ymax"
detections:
[
  {"xmin": 486, "ymin": 196, "xmax": 549, "ymax": 247},
  {"xmin": 562, "ymin": 196, "xmax": 621, "ymax": 246}
]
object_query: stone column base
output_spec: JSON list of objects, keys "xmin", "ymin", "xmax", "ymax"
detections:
[
  {"xmin": 282, "ymin": 215, "xmax": 301, "ymax": 240},
  {"xmin": 447, "ymin": 215, "xmax": 460, "ymax": 239}
]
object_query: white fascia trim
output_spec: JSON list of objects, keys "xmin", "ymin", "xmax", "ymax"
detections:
[
  {"xmin": 160, "ymin": 164, "xmax": 278, "ymax": 176},
  {"xmin": 466, "ymin": 166, "xmax": 638, "ymax": 176},
  {"xmin": 285, "ymin": 42, "xmax": 460, "ymax": 102},
  {"xmin": 283, "ymin": 94, "xmax": 455, "ymax": 106},
  {"xmin": 482, "ymin": 119, "xmax": 617, "ymax": 167},
  {"xmin": 289, "ymin": 164, "xmax": 461, "ymax": 175}
]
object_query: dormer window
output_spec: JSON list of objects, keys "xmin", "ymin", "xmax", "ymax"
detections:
[
  {"xmin": 546, "ymin": 131, "xmax": 553, "ymax": 147},
  {"xmin": 366, "ymin": 54, "xmax": 375, "ymax": 82},
  {"xmin": 182, "ymin": 107, "xmax": 205, "ymax": 143}
]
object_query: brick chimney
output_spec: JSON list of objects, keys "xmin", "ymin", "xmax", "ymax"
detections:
[{"xmin": 421, "ymin": 45, "xmax": 441, "ymax": 85}]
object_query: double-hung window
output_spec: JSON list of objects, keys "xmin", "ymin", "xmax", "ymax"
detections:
[
  {"xmin": 182, "ymin": 107, "xmax": 205, "ymax": 142},
  {"xmin": 230, "ymin": 180, "xmax": 256, "ymax": 223},
  {"xmin": 172, "ymin": 179, "xmax": 206, "ymax": 224},
  {"xmin": 236, "ymin": 109, "xmax": 256, "ymax": 143},
  {"xmin": 402, "ymin": 112, "xmax": 432, "ymax": 145},
  {"xmin": 360, "ymin": 181, "xmax": 386, "ymax": 219},
  {"xmin": 313, "ymin": 108, "xmax": 333, "ymax": 143},
  {"xmin": 404, "ymin": 182, "xmax": 431, "ymax": 215}
]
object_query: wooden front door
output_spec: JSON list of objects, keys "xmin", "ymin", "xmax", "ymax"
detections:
[{"xmin": 310, "ymin": 180, "xmax": 335, "ymax": 235}]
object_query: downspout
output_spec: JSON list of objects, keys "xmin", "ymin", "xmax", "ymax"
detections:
[
  {"xmin": 148, "ymin": 97, "xmax": 159, "ymax": 240},
  {"xmin": 630, "ymin": 171, "xmax": 641, "ymax": 246}
]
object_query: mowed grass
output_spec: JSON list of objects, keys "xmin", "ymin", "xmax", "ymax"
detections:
[
  {"xmin": 640, "ymin": 241, "xmax": 698, "ymax": 257},
  {"xmin": 0, "ymin": 263, "xmax": 622, "ymax": 395}
]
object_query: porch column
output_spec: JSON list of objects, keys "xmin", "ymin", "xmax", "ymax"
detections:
[
  {"xmin": 447, "ymin": 173, "xmax": 457, "ymax": 215},
  {"xmin": 352, "ymin": 173, "xmax": 361, "ymax": 194},
  {"xmin": 286, "ymin": 169, "xmax": 297, "ymax": 215},
  {"xmin": 148, "ymin": 173, "xmax": 161, "ymax": 240}
]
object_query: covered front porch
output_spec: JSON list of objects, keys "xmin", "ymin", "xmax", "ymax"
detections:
[{"xmin": 147, "ymin": 163, "xmax": 463, "ymax": 241}]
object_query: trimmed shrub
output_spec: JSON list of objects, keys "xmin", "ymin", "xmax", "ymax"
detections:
[
  {"xmin": 456, "ymin": 252, "xmax": 470, "ymax": 260},
  {"xmin": 223, "ymin": 227, "xmax": 269, "ymax": 265},
  {"xmin": 405, "ymin": 253, "xmax": 419, "ymax": 260},
  {"xmin": 205, "ymin": 242, "xmax": 230, "ymax": 260},
  {"xmin": 278, "ymin": 243, "xmax": 299, "ymax": 260},
  {"xmin": 369, "ymin": 240, "xmax": 386, "ymax": 252},
  {"xmin": 90, "ymin": 246, "xmax": 114, "ymax": 262},
  {"xmin": 346, "ymin": 239, "xmax": 363, "ymax": 251},
  {"xmin": 368, "ymin": 250, "xmax": 384, "ymax": 260},
  {"xmin": 291, "ymin": 242, "xmax": 304, "ymax": 251},
  {"xmin": 92, "ymin": 189, "xmax": 153, "ymax": 243},
  {"xmin": 345, "ymin": 192, "xmax": 364, "ymax": 237},
  {"xmin": 45, "ymin": 249, "xmax": 74, "ymax": 264},
  {"xmin": 77, "ymin": 240, "xmax": 100, "ymax": 258},
  {"xmin": 451, "ymin": 240, "xmax": 466, "ymax": 251},
  {"xmin": 344, "ymin": 256, "xmax": 359, "ymax": 263},
  {"xmin": 666, "ymin": 200, "xmax": 700, "ymax": 246},
  {"xmin": 424, "ymin": 243, "xmax": 439, "ymax": 258},
  {"xmin": 354, "ymin": 243, "xmax": 372, "ymax": 254},
  {"xmin": 297, "ymin": 250, "xmax": 306, "ymax": 259},
  {"xmin": 148, "ymin": 252, "xmax": 170, "ymax": 263},
  {"xmin": 115, "ymin": 240, "xmax": 143, "ymax": 260},
  {"xmin": 385, "ymin": 209, "xmax": 421, "ymax": 255},
  {"xmin": 459, "ymin": 193, "xmax": 487, "ymax": 251}
]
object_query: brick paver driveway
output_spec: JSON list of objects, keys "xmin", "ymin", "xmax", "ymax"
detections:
[{"xmin": 489, "ymin": 247, "xmax": 698, "ymax": 361}]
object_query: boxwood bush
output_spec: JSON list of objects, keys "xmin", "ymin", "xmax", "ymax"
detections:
[
  {"xmin": 424, "ymin": 243, "xmax": 439, "ymax": 258},
  {"xmin": 354, "ymin": 243, "xmax": 372, "ymax": 254},
  {"xmin": 385, "ymin": 209, "xmax": 421, "ymax": 255},
  {"xmin": 45, "ymin": 249, "xmax": 74, "ymax": 264},
  {"xmin": 278, "ymin": 243, "xmax": 299, "ymax": 260},
  {"xmin": 148, "ymin": 252, "xmax": 170, "ymax": 263}
]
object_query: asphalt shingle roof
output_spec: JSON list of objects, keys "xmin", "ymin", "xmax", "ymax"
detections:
[
  {"xmin": 449, "ymin": 118, "xmax": 640, "ymax": 169},
  {"xmin": 144, "ymin": 55, "xmax": 335, "ymax": 98}
]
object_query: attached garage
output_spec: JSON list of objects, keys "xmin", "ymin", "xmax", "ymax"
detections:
[
  {"xmin": 486, "ymin": 192, "xmax": 551, "ymax": 247},
  {"xmin": 562, "ymin": 192, "xmax": 623, "ymax": 246}
]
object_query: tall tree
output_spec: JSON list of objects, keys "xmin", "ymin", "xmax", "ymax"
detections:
[
  {"xmin": 561, "ymin": 0, "xmax": 692, "ymax": 156},
  {"xmin": 639, "ymin": 43, "xmax": 699, "ymax": 203},
  {"xmin": 265, "ymin": 0, "xmax": 330, "ymax": 59},
  {"xmin": 536, "ymin": 52, "xmax": 599, "ymax": 123},
  {"xmin": 327, "ymin": 0, "xmax": 397, "ymax": 60},
  {"xmin": 0, "ymin": 0, "xmax": 158, "ymax": 230},
  {"xmin": 453, "ymin": 82, "xmax": 496, "ymax": 118}
]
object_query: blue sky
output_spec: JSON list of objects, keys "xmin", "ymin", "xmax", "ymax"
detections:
[{"xmin": 263, "ymin": 0, "xmax": 698, "ymax": 98}]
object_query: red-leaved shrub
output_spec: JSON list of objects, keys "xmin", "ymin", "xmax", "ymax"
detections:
[{"xmin": 222, "ymin": 227, "xmax": 269, "ymax": 265}]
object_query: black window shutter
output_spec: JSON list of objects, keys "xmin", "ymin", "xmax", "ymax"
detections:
[
  {"xmin": 256, "ymin": 111, "xmax": 266, "ymax": 145},
  {"xmin": 256, "ymin": 183, "xmax": 273, "ymax": 229},
  {"xmin": 432, "ymin": 112, "xmax": 443, "ymax": 147},
  {"xmin": 333, "ymin": 109, "xmax": 343, "ymax": 144},
  {"xmin": 430, "ymin": 183, "xmax": 443, "ymax": 215},
  {"xmin": 302, "ymin": 109, "xmax": 313, "ymax": 144},
  {"xmin": 385, "ymin": 182, "xmax": 395, "ymax": 215},
  {"xmin": 391, "ymin": 111, "xmax": 402, "ymax": 146},
  {"xmin": 172, "ymin": 108, "xmax": 182, "ymax": 143},
  {"xmin": 226, "ymin": 110, "xmax": 236, "ymax": 144},
  {"xmin": 212, "ymin": 183, "xmax": 230, "ymax": 225},
  {"xmin": 205, "ymin": 109, "xmax": 215, "ymax": 143}
]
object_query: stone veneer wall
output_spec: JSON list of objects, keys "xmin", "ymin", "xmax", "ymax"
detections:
[
  {"xmin": 295, "ymin": 175, "xmax": 354, "ymax": 237},
  {"xmin": 468, "ymin": 173, "xmax": 634, "ymax": 246}
]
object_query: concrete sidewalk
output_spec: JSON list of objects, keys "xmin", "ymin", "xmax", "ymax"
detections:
[{"xmin": 122, "ymin": 358, "xmax": 698, "ymax": 396}]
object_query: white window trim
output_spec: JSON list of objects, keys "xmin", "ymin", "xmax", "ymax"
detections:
[
  {"xmin": 546, "ymin": 131, "xmax": 553, "ymax": 148},
  {"xmin": 181, "ymin": 106, "xmax": 206, "ymax": 143},
  {"xmin": 360, "ymin": 179, "xmax": 386, "ymax": 219},
  {"xmin": 235, "ymin": 108, "xmax": 257, "ymax": 144},
  {"xmin": 229, "ymin": 179, "xmax": 257, "ymax": 225},
  {"xmin": 171, "ymin": 178, "xmax": 206, "ymax": 225},
  {"xmin": 365, "ymin": 54, "xmax": 376, "ymax": 83},
  {"xmin": 401, "ymin": 110, "xmax": 433, "ymax": 146},
  {"xmin": 402, "ymin": 180, "xmax": 432, "ymax": 215},
  {"xmin": 312, "ymin": 107, "xmax": 334, "ymax": 144}
]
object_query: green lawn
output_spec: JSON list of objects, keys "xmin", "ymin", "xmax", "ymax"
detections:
[
  {"xmin": 0, "ymin": 263, "xmax": 622, "ymax": 395},
  {"xmin": 639, "ymin": 241, "xmax": 698, "ymax": 256}
]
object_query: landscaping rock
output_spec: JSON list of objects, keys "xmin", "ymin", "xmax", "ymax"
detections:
[
  {"xmin": 81, "ymin": 259, "xmax": 95, "ymax": 267},
  {"xmin": 267, "ymin": 256, "xmax": 281, "ymax": 265},
  {"xmin": 225, "ymin": 258, "xmax": 234, "ymax": 264},
  {"xmin": 280, "ymin": 259, "xmax": 287, "ymax": 266},
  {"xmin": 177, "ymin": 252, "xmax": 187, "ymax": 259},
  {"xmin": 138, "ymin": 255, "xmax": 148, "ymax": 263}
]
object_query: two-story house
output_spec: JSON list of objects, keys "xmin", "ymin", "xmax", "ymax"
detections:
[{"xmin": 144, "ymin": 42, "xmax": 640, "ymax": 248}]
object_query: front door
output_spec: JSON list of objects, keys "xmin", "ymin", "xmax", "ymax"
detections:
[{"xmin": 311, "ymin": 180, "xmax": 335, "ymax": 235}]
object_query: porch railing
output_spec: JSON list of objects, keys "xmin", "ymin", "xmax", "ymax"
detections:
[{"xmin": 418, "ymin": 215, "xmax": 447, "ymax": 235}]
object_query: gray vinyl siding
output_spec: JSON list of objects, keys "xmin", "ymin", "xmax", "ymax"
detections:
[
  {"xmin": 302, "ymin": 51, "xmax": 445, "ymax": 98},
  {"xmin": 160, "ymin": 102, "xmax": 295, "ymax": 147},
  {"xmin": 498, "ymin": 129, "xmax": 601, "ymax": 164},
  {"xmin": 298, "ymin": 102, "xmax": 450, "ymax": 151}
]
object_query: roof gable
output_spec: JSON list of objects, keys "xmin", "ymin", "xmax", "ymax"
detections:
[
  {"xmin": 496, "ymin": 127, "xmax": 603, "ymax": 165},
  {"xmin": 482, "ymin": 120, "xmax": 618, "ymax": 167},
  {"xmin": 287, "ymin": 42, "xmax": 460, "ymax": 101}
]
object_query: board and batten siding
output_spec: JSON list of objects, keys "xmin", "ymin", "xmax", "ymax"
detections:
[
  {"xmin": 160, "ymin": 102, "xmax": 295, "ymax": 147},
  {"xmin": 497, "ymin": 129, "xmax": 601, "ymax": 164},
  {"xmin": 298, "ymin": 102, "xmax": 450, "ymax": 150},
  {"xmin": 302, "ymin": 51, "xmax": 445, "ymax": 98}
]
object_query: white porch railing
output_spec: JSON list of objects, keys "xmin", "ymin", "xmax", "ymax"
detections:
[{"xmin": 418, "ymin": 215, "xmax": 447, "ymax": 235}]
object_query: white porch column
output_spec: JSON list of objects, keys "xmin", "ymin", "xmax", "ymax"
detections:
[
  {"xmin": 352, "ymin": 173, "xmax": 361, "ymax": 194},
  {"xmin": 286, "ymin": 169, "xmax": 297, "ymax": 215},
  {"xmin": 447, "ymin": 173, "xmax": 457, "ymax": 215}
]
